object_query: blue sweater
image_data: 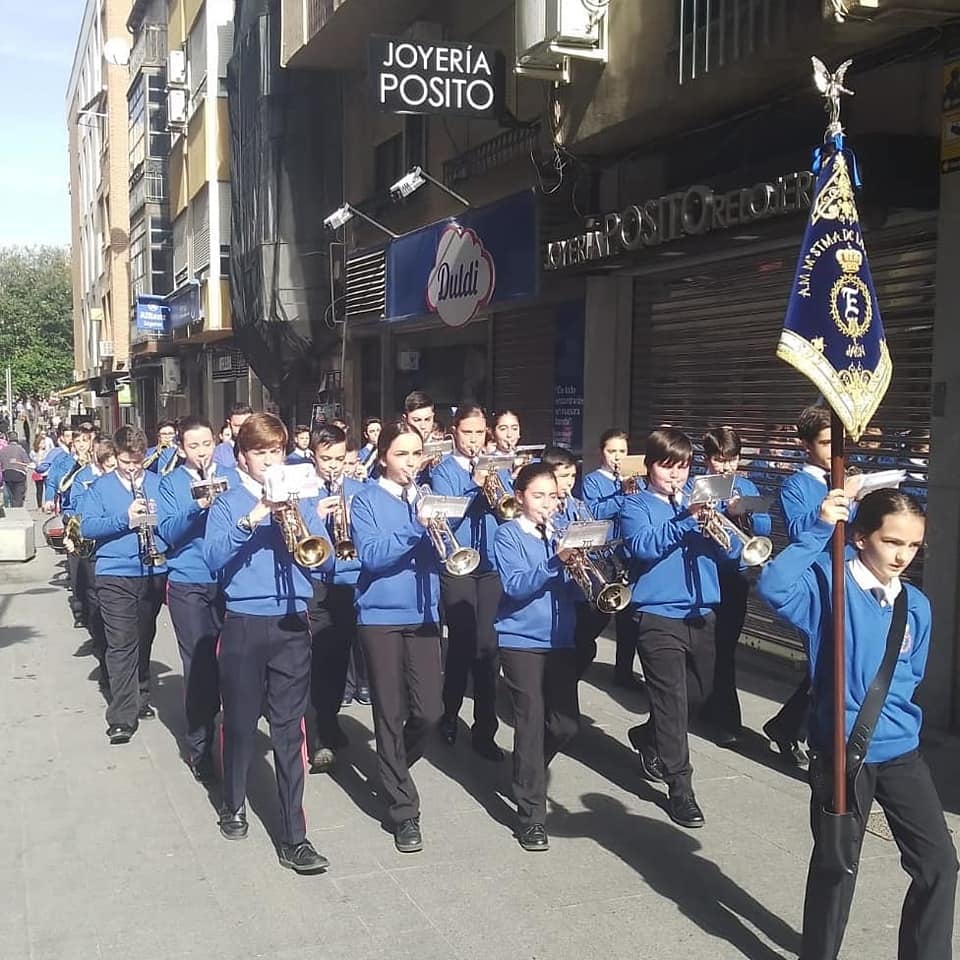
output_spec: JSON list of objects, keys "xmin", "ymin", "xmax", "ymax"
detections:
[
  {"xmin": 350, "ymin": 482, "xmax": 441, "ymax": 626},
  {"xmin": 285, "ymin": 449, "xmax": 314, "ymax": 466},
  {"xmin": 757, "ymin": 520, "xmax": 930, "ymax": 763},
  {"xmin": 315, "ymin": 475, "xmax": 363, "ymax": 588},
  {"xmin": 583, "ymin": 470, "xmax": 624, "ymax": 537},
  {"xmin": 430, "ymin": 455, "xmax": 500, "ymax": 572},
  {"xmin": 212, "ymin": 441, "xmax": 237, "ymax": 470},
  {"xmin": 63, "ymin": 464, "xmax": 102, "ymax": 519},
  {"xmin": 45, "ymin": 449, "xmax": 76, "ymax": 504},
  {"xmin": 691, "ymin": 473, "xmax": 772, "ymax": 573},
  {"xmin": 493, "ymin": 520, "xmax": 577, "ymax": 651},
  {"xmin": 203, "ymin": 483, "xmax": 333, "ymax": 616},
  {"xmin": 145, "ymin": 445, "xmax": 178, "ymax": 474},
  {"xmin": 158, "ymin": 464, "xmax": 239, "ymax": 584},
  {"xmin": 621, "ymin": 485, "xmax": 739, "ymax": 619},
  {"xmin": 81, "ymin": 471, "xmax": 169, "ymax": 577}
]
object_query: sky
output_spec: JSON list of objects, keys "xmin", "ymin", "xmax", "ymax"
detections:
[{"xmin": 0, "ymin": 0, "xmax": 84, "ymax": 247}]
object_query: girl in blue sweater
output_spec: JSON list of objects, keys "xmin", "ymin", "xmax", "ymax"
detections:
[
  {"xmin": 758, "ymin": 488, "xmax": 957, "ymax": 960},
  {"xmin": 350, "ymin": 420, "xmax": 443, "ymax": 854},
  {"xmin": 493, "ymin": 463, "xmax": 581, "ymax": 852}
]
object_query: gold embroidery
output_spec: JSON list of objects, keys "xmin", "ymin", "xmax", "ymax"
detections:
[{"xmin": 811, "ymin": 153, "xmax": 859, "ymax": 226}]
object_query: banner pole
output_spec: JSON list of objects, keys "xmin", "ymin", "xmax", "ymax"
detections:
[{"xmin": 830, "ymin": 410, "xmax": 847, "ymax": 814}]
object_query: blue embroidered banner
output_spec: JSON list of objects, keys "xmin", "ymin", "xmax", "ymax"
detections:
[{"xmin": 777, "ymin": 138, "xmax": 891, "ymax": 441}]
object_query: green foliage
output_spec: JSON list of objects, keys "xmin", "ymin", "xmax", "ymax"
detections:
[{"xmin": 0, "ymin": 246, "xmax": 74, "ymax": 398}]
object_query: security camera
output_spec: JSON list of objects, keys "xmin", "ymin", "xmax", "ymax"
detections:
[
  {"xmin": 390, "ymin": 167, "xmax": 426, "ymax": 200},
  {"xmin": 323, "ymin": 205, "xmax": 353, "ymax": 230}
]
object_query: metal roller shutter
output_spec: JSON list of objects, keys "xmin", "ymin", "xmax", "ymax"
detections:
[
  {"xmin": 630, "ymin": 217, "xmax": 936, "ymax": 656},
  {"xmin": 493, "ymin": 308, "xmax": 556, "ymax": 445}
]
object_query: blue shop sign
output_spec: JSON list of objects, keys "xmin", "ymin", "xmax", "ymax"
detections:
[
  {"xmin": 135, "ymin": 295, "xmax": 169, "ymax": 332},
  {"xmin": 386, "ymin": 190, "xmax": 538, "ymax": 326},
  {"xmin": 169, "ymin": 282, "xmax": 201, "ymax": 329}
]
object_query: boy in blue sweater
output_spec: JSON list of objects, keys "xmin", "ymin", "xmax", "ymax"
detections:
[
  {"xmin": 620, "ymin": 428, "xmax": 741, "ymax": 829},
  {"xmin": 493, "ymin": 462, "xmax": 581, "ymax": 851},
  {"xmin": 81, "ymin": 428, "xmax": 168, "ymax": 745},
  {"xmin": 758, "ymin": 487, "xmax": 956, "ymax": 960},
  {"xmin": 285, "ymin": 424, "xmax": 314, "ymax": 465},
  {"xmin": 202, "ymin": 413, "xmax": 332, "ymax": 874},
  {"xmin": 42, "ymin": 424, "xmax": 79, "ymax": 511},
  {"xmin": 698, "ymin": 427, "xmax": 772, "ymax": 744},
  {"xmin": 583, "ymin": 427, "xmax": 640, "ymax": 688},
  {"xmin": 145, "ymin": 420, "xmax": 178, "ymax": 474},
  {"xmin": 302, "ymin": 424, "xmax": 364, "ymax": 774},
  {"xmin": 158, "ymin": 416, "xmax": 237, "ymax": 783},
  {"xmin": 350, "ymin": 421, "xmax": 443, "ymax": 854},
  {"xmin": 56, "ymin": 424, "xmax": 97, "ymax": 627}
]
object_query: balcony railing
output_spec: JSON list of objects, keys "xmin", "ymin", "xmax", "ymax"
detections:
[
  {"xmin": 307, "ymin": 0, "xmax": 345, "ymax": 35},
  {"xmin": 676, "ymin": 0, "xmax": 815, "ymax": 84},
  {"xmin": 129, "ymin": 24, "xmax": 168, "ymax": 79}
]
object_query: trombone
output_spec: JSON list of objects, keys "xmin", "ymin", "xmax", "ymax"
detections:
[{"xmin": 415, "ymin": 483, "xmax": 480, "ymax": 576}]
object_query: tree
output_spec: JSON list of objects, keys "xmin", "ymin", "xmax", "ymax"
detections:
[{"xmin": 0, "ymin": 246, "xmax": 74, "ymax": 399}]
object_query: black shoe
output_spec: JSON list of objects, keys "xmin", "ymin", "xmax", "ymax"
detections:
[
  {"xmin": 439, "ymin": 715, "xmax": 457, "ymax": 745},
  {"xmin": 356, "ymin": 687, "xmax": 372, "ymax": 705},
  {"xmin": 309, "ymin": 747, "xmax": 336, "ymax": 774},
  {"xmin": 341, "ymin": 692, "xmax": 355, "ymax": 707},
  {"xmin": 668, "ymin": 793, "xmax": 705, "ymax": 829},
  {"xmin": 278, "ymin": 839, "xmax": 329, "ymax": 874},
  {"xmin": 138, "ymin": 704, "xmax": 156, "ymax": 720},
  {"xmin": 627, "ymin": 726, "xmax": 666, "ymax": 783},
  {"xmin": 73, "ymin": 616, "xmax": 87, "ymax": 629},
  {"xmin": 188, "ymin": 754, "xmax": 216, "ymax": 783},
  {"xmin": 472, "ymin": 737, "xmax": 505, "ymax": 762},
  {"xmin": 106, "ymin": 723, "xmax": 136, "ymax": 745},
  {"xmin": 518, "ymin": 823, "xmax": 549, "ymax": 851},
  {"xmin": 394, "ymin": 817, "xmax": 423, "ymax": 853},
  {"xmin": 219, "ymin": 806, "xmax": 249, "ymax": 841},
  {"xmin": 762, "ymin": 720, "xmax": 809, "ymax": 767},
  {"xmin": 713, "ymin": 728, "xmax": 740, "ymax": 749}
]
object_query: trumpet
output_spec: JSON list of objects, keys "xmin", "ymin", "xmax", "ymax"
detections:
[
  {"xmin": 331, "ymin": 477, "xmax": 357, "ymax": 561},
  {"xmin": 416, "ymin": 483, "xmax": 480, "ymax": 576},
  {"xmin": 132, "ymin": 474, "xmax": 166, "ymax": 566},
  {"xmin": 699, "ymin": 500, "xmax": 772, "ymax": 567},
  {"xmin": 263, "ymin": 463, "xmax": 331, "ymax": 568},
  {"xmin": 613, "ymin": 460, "xmax": 642, "ymax": 497},
  {"xmin": 482, "ymin": 469, "xmax": 520, "ymax": 521},
  {"xmin": 564, "ymin": 543, "xmax": 633, "ymax": 614}
]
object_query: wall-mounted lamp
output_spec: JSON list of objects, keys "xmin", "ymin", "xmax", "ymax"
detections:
[
  {"xmin": 389, "ymin": 166, "xmax": 470, "ymax": 207},
  {"xmin": 322, "ymin": 203, "xmax": 398, "ymax": 238}
]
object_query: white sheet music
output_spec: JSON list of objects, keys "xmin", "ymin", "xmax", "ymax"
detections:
[{"xmin": 558, "ymin": 520, "xmax": 613, "ymax": 551}]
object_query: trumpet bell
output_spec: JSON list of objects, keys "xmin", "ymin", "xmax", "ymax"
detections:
[
  {"xmin": 295, "ymin": 536, "xmax": 332, "ymax": 569},
  {"xmin": 596, "ymin": 582, "xmax": 632, "ymax": 614},
  {"xmin": 496, "ymin": 496, "xmax": 520, "ymax": 521},
  {"xmin": 741, "ymin": 536, "xmax": 773, "ymax": 568},
  {"xmin": 446, "ymin": 546, "xmax": 481, "ymax": 577},
  {"xmin": 335, "ymin": 539, "xmax": 358, "ymax": 562}
]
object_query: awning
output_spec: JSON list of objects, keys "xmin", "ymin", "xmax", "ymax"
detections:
[{"xmin": 54, "ymin": 382, "xmax": 90, "ymax": 399}]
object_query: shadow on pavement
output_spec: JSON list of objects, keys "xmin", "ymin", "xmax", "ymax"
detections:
[
  {"xmin": 326, "ymin": 713, "xmax": 387, "ymax": 824},
  {"xmin": 549, "ymin": 793, "xmax": 802, "ymax": 960}
]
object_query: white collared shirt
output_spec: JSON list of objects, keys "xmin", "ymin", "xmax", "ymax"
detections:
[
  {"xmin": 803, "ymin": 463, "xmax": 829, "ymax": 486},
  {"xmin": 453, "ymin": 453, "xmax": 473, "ymax": 472},
  {"xmin": 378, "ymin": 476, "xmax": 418, "ymax": 503},
  {"xmin": 238, "ymin": 470, "xmax": 264, "ymax": 500},
  {"xmin": 116, "ymin": 473, "xmax": 134, "ymax": 493},
  {"xmin": 598, "ymin": 468, "xmax": 615, "ymax": 481},
  {"xmin": 517, "ymin": 513, "xmax": 556, "ymax": 542},
  {"xmin": 849, "ymin": 556, "xmax": 902, "ymax": 607},
  {"xmin": 184, "ymin": 462, "xmax": 218, "ymax": 483}
]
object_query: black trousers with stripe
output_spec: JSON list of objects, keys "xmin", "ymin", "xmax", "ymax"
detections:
[
  {"xmin": 166, "ymin": 579, "xmax": 223, "ymax": 763},
  {"xmin": 218, "ymin": 611, "xmax": 312, "ymax": 845}
]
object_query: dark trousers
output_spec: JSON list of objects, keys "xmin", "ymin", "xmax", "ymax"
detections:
[
  {"xmin": 305, "ymin": 582, "xmax": 357, "ymax": 753},
  {"xmin": 802, "ymin": 750, "xmax": 958, "ymax": 960},
  {"xmin": 166, "ymin": 580, "xmax": 223, "ymax": 762},
  {"xmin": 359, "ymin": 623, "xmax": 443, "ymax": 824},
  {"xmin": 573, "ymin": 604, "xmax": 609, "ymax": 678},
  {"xmin": 500, "ymin": 648, "xmax": 580, "ymax": 826},
  {"xmin": 634, "ymin": 610, "xmax": 716, "ymax": 796},
  {"xmin": 3, "ymin": 471, "xmax": 25, "ymax": 507},
  {"xmin": 345, "ymin": 635, "xmax": 370, "ymax": 698},
  {"xmin": 219, "ymin": 612, "xmax": 311, "ymax": 845},
  {"xmin": 614, "ymin": 608, "xmax": 640, "ymax": 680},
  {"xmin": 81, "ymin": 557, "xmax": 106, "ymax": 676},
  {"xmin": 769, "ymin": 676, "xmax": 811, "ymax": 741},
  {"xmin": 440, "ymin": 570, "xmax": 501, "ymax": 742},
  {"xmin": 704, "ymin": 571, "xmax": 749, "ymax": 733},
  {"xmin": 34, "ymin": 478, "xmax": 44, "ymax": 509},
  {"xmin": 98, "ymin": 573, "xmax": 166, "ymax": 729},
  {"xmin": 67, "ymin": 553, "xmax": 84, "ymax": 618}
]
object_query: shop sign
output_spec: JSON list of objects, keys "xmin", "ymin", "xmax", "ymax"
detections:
[
  {"xmin": 425, "ymin": 225, "xmax": 495, "ymax": 327},
  {"xmin": 545, "ymin": 171, "xmax": 815, "ymax": 271},
  {"xmin": 386, "ymin": 191, "xmax": 538, "ymax": 323},
  {"xmin": 369, "ymin": 35, "xmax": 505, "ymax": 119},
  {"xmin": 169, "ymin": 281, "xmax": 201, "ymax": 330},
  {"xmin": 134, "ymin": 295, "xmax": 169, "ymax": 333}
]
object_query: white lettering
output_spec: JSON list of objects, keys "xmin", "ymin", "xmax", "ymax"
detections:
[
  {"xmin": 399, "ymin": 75, "xmax": 429, "ymax": 107},
  {"xmin": 379, "ymin": 74, "xmax": 398, "ymax": 104},
  {"xmin": 473, "ymin": 50, "xmax": 491, "ymax": 75},
  {"xmin": 394, "ymin": 43, "xmax": 417, "ymax": 69},
  {"xmin": 465, "ymin": 79, "xmax": 494, "ymax": 112}
]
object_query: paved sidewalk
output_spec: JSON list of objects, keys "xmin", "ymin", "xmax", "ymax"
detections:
[{"xmin": 2, "ymin": 528, "xmax": 958, "ymax": 960}]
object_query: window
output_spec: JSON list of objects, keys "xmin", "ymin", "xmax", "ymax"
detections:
[
  {"xmin": 128, "ymin": 77, "xmax": 146, "ymax": 175},
  {"xmin": 150, "ymin": 218, "xmax": 173, "ymax": 296},
  {"xmin": 147, "ymin": 74, "xmax": 170, "ymax": 158},
  {"xmin": 130, "ymin": 218, "xmax": 147, "ymax": 301},
  {"xmin": 187, "ymin": 13, "xmax": 207, "ymax": 103}
]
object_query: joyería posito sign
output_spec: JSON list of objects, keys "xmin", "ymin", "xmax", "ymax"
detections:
[{"xmin": 369, "ymin": 36, "xmax": 505, "ymax": 119}]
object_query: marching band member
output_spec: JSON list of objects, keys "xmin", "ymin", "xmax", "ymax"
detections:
[
  {"xmin": 620, "ymin": 428, "xmax": 741, "ymax": 829},
  {"xmin": 430, "ymin": 404, "xmax": 504, "ymax": 761},
  {"xmin": 81, "ymin": 428, "xmax": 168, "ymax": 745},
  {"xmin": 698, "ymin": 427, "xmax": 772, "ymax": 746},
  {"xmin": 41, "ymin": 424, "xmax": 76, "ymax": 511},
  {"xmin": 203, "ymin": 413, "xmax": 332, "ymax": 874},
  {"xmin": 344, "ymin": 438, "xmax": 369, "ymax": 482},
  {"xmin": 59, "ymin": 425, "xmax": 97, "ymax": 628},
  {"xmin": 493, "ymin": 462, "xmax": 581, "ymax": 851},
  {"xmin": 758, "ymin": 488, "xmax": 957, "ymax": 960},
  {"xmin": 157, "ymin": 416, "xmax": 237, "ymax": 783},
  {"xmin": 358, "ymin": 416, "xmax": 382, "ymax": 469},
  {"xmin": 342, "ymin": 437, "xmax": 371, "ymax": 701},
  {"xmin": 212, "ymin": 403, "xmax": 253, "ymax": 469},
  {"xmin": 285, "ymin": 424, "xmax": 314, "ymax": 464},
  {"xmin": 145, "ymin": 420, "xmax": 178, "ymax": 474},
  {"xmin": 303, "ymin": 424, "xmax": 363, "ymax": 773},
  {"xmin": 402, "ymin": 390, "xmax": 436, "ymax": 442},
  {"xmin": 69, "ymin": 439, "xmax": 117, "ymax": 693},
  {"xmin": 492, "ymin": 410, "xmax": 521, "ymax": 456},
  {"xmin": 349, "ymin": 421, "xmax": 443, "ymax": 853},
  {"xmin": 583, "ymin": 428, "xmax": 641, "ymax": 689}
]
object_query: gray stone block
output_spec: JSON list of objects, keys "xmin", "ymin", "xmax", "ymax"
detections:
[{"xmin": 0, "ymin": 516, "xmax": 35, "ymax": 561}]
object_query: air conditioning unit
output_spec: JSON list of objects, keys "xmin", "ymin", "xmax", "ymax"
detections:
[
  {"xmin": 168, "ymin": 48, "xmax": 187, "ymax": 86},
  {"xmin": 824, "ymin": 0, "xmax": 880, "ymax": 21},
  {"xmin": 167, "ymin": 88, "xmax": 188, "ymax": 128},
  {"xmin": 160, "ymin": 357, "xmax": 182, "ymax": 394},
  {"xmin": 98, "ymin": 339, "xmax": 114, "ymax": 357},
  {"xmin": 516, "ymin": 0, "xmax": 607, "ymax": 74}
]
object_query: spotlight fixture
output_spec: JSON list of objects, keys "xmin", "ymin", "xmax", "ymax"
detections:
[
  {"xmin": 389, "ymin": 166, "xmax": 470, "ymax": 207},
  {"xmin": 322, "ymin": 203, "xmax": 398, "ymax": 238}
]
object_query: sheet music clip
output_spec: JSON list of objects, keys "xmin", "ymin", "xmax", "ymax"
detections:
[
  {"xmin": 558, "ymin": 520, "xmax": 613, "ymax": 551},
  {"xmin": 727, "ymin": 495, "xmax": 772, "ymax": 516},
  {"xmin": 688, "ymin": 474, "xmax": 736, "ymax": 506},
  {"xmin": 418, "ymin": 495, "xmax": 470, "ymax": 519}
]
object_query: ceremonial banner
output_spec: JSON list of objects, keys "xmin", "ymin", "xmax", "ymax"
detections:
[{"xmin": 777, "ymin": 61, "xmax": 891, "ymax": 442}]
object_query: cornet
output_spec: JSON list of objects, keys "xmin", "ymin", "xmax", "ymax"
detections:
[
  {"xmin": 613, "ymin": 456, "xmax": 646, "ymax": 496},
  {"xmin": 482, "ymin": 469, "xmax": 519, "ymax": 521},
  {"xmin": 330, "ymin": 477, "xmax": 357, "ymax": 562},
  {"xmin": 415, "ymin": 483, "xmax": 480, "ymax": 576},
  {"xmin": 132, "ymin": 473, "xmax": 166, "ymax": 566},
  {"xmin": 699, "ymin": 500, "xmax": 772, "ymax": 567},
  {"xmin": 564, "ymin": 544, "xmax": 633, "ymax": 614},
  {"xmin": 263, "ymin": 463, "xmax": 331, "ymax": 569}
]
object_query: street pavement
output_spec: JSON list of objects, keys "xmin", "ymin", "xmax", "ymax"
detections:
[{"xmin": 2, "ymin": 521, "xmax": 959, "ymax": 960}]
